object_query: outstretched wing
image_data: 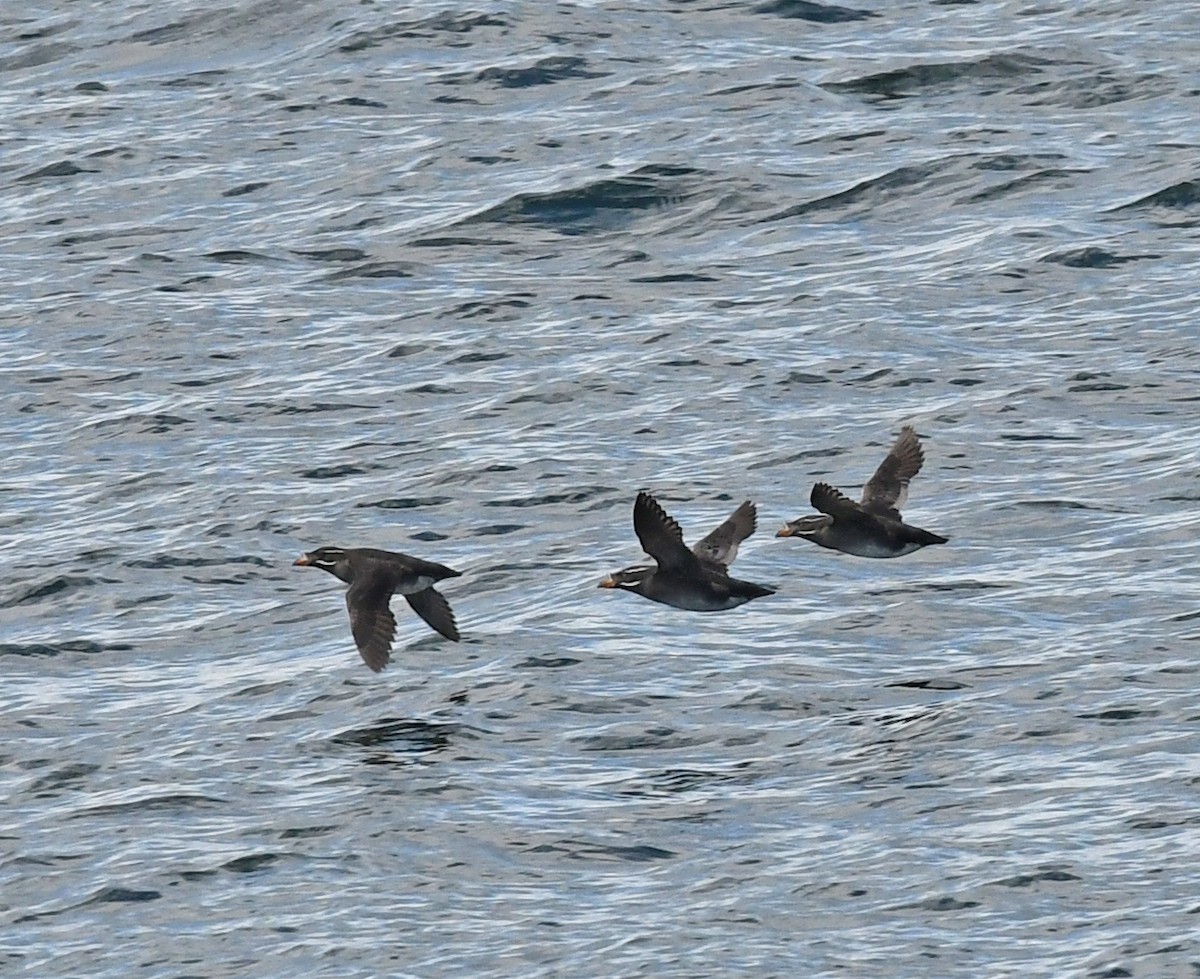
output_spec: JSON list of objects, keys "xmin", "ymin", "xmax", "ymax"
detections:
[
  {"xmin": 404, "ymin": 587, "xmax": 460, "ymax": 642},
  {"xmin": 345, "ymin": 580, "xmax": 396, "ymax": 672},
  {"xmin": 633, "ymin": 492, "xmax": 701, "ymax": 572},
  {"xmin": 811, "ymin": 482, "xmax": 869, "ymax": 521},
  {"xmin": 861, "ymin": 425, "xmax": 924, "ymax": 519},
  {"xmin": 692, "ymin": 500, "xmax": 757, "ymax": 569}
]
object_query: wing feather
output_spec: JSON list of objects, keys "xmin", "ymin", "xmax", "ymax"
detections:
[
  {"xmin": 633, "ymin": 493, "xmax": 701, "ymax": 573},
  {"xmin": 860, "ymin": 426, "xmax": 924, "ymax": 518},
  {"xmin": 404, "ymin": 588, "xmax": 460, "ymax": 642},
  {"xmin": 692, "ymin": 500, "xmax": 757, "ymax": 569}
]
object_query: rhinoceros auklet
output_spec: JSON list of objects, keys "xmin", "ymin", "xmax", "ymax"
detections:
[
  {"xmin": 294, "ymin": 546, "xmax": 461, "ymax": 671},
  {"xmin": 600, "ymin": 493, "xmax": 774, "ymax": 611},
  {"xmin": 776, "ymin": 425, "xmax": 948, "ymax": 558}
]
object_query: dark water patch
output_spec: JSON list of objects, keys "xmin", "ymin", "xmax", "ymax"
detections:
[
  {"xmin": 175, "ymin": 373, "xmax": 244, "ymax": 388},
  {"xmin": 9, "ymin": 575, "xmax": 103, "ymax": 606},
  {"xmin": 356, "ymin": 495, "xmax": 453, "ymax": 509},
  {"xmin": 1016, "ymin": 71, "xmax": 1175, "ymax": 109},
  {"xmin": 221, "ymin": 182, "xmax": 269, "ymax": 197},
  {"xmin": 469, "ymin": 524, "xmax": 526, "ymax": 536},
  {"xmin": 726, "ymin": 693, "xmax": 823, "ymax": 717},
  {"xmin": 897, "ymin": 895, "xmax": 980, "ymax": 912},
  {"xmin": 326, "ymin": 262, "xmax": 418, "ymax": 280},
  {"xmin": 472, "ymin": 55, "xmax": 608, "ymax": 89},
  {"xmin": 886, "ymin": 677, "xmax": 969, "ymax": 690},
  {"xmin": 387, "ymin": 342, "xmax": 428, "ymax": 358},
  {"xmin": 89, "ymin": 886, "xmax": 161, "ymax": 904},
  {"xmin": 777, "ymin": 370, "xmax": 830, "ymax": 385},
  {"xmin": 1000, "ymin": 432, "xmax": 1084, "ymax": 442},
  {"xmin": 278, "ymin": 825, "xmax": 337, "ymax": 840},
  {"xmin": 442, "ymin": 296, "xmax": 533, "ymax": 320},
  {"xmin": 712, "ymin": 80, "xmax": 808, "ymax": 106},
  {"xmin": 630, "ymin": 272, "xmax": 718, "ymax": 283},
  {"xmin": 330, "ymin": 717, "xmax": 464, "ymax": 755},
  {"xmin": 410, "ymin": 530, "xmax": 449, "ymax": 542},
  {"xmin": 222, "ymin": 853, "xmax": 279, "ymax": 874},
  {"xmin": 464, "ymin": 154, "xmax": 518, "ymax": 164},
  {"xmin": 272, "ymin": 401, "xmax": 373, "ymax": 414},
  {"xmin": 1011, "ymin": 499, "xmax": 1101, "ymax": 511},
  {"xmin": 823, "ymin": 53, "xmax": 1047, "ymax": 100},
  {"xmin": 448, "ymin": 351, "xmax": 512, "ymax": 364},
  {"xmin": 1077, "ymin": 707, "xmax": 1157, "ymax": 722},
  {"xmin": 205, "ymin": 249, "xmax": 278, "ymax": 264},
  {"xmin": 130, "ymin": 18, "xmax": 199, "ymax": 44},
  {"xmin": 409, "ymin": 383, "xmax": 464, "ymax": 394},
  {"xmin": 484, "ymin": 488, "xmax": 612, "ymax": 508},
  {"xmin": 869, "ymin": 580, "xmax": 1008, "ymax": 596},
  {"xmin": 27, "ymin": 763, "xmax": 102, "ymax": 797},
  {"xmin": 338, "ymin": 11, "xmax": 506, "ymax": 52},
  {"xmin": 506, "ymin": 391, "xmax": 573, "ymax": 405},
  {"xmin": 575, "ymin": 727, "xmax": 710, "ymax": 752},
  {"xmin": 87, "ymin": 411, "xmax": 195, "ymax": 434},
  {"xmin": 765, "ymin": 162, "xmax": 955, "ymax": 221},
  {"xmin": 1040, "ymin": 247, "xmax": 1155, "ymax": 268},
  {"xmin": 124, "ymin": 554, "xmax": 271, "ymax": 570},
  {"xmin": 1127, "ymin": 815, "xmax": 1200, "ymax": 831},
  {"xmin": 1111, "ymin": 179, "xmax": 1200, "ymax": 212},
  {"xmin": 232, "ymin": 680, "xmax": 292, "ymax": 698},
  {"xmin": 515, "ymin": 656, "xmax": 580, "ymax": 669},
  {"xmin": 298, "ymin": 464, "xmax": 372, "ymax": 479},
  {"xmin": 1068, "ymin": 375, "xmax": 1128, "ymax": 393},
  {"xmin": 754, "ymin": 0, "xmax": 878, "ymax": 22},
  {"xmin": 17, "ymin": 160, "xmax": 91, "ymax": 182},
  {"xmin": 518, "ymin": 838, "xmax": 675, "ymax": 862},
  {"xmin": 617, "ymin": 767, "xmax": 741, "ymax": 798},
  {"xmin": 74, "ymin": 793, "xmax": 225, "ymax": 818},
  {"xmin": 0, "ymin": 41, "xmax": 78, "ymax": 73},
  {"xmin": 459, "ymin": 164, "xmax": 698, "ymax": 235},
  {"xmin": 973, "ymin": 153, "xmax": 1070, "ymax": 172},
  {"xmin": 291, "ymin": 247, "xmax": 370, "ymax": 262},
  {"xmin": 0, "ymin": 640, "xmax": 131, "ymax": 658},
  {"xmin": 157, "ymin": 70, "xmax": 225, "ymax": 87},
  {"xmin": 13, "ymin": 885, "xmax": 162, "ymax": 924},
  {"xmin": 335, "ymin": 96, "xmax": 387, "ymax": 108},
  {"xmin": 410, "ymin": 234, "xmax": 516, "ymax": 247},
  {"xmin": 960, "ymin": 168, "xmax": 1089, "ymax": 204}
]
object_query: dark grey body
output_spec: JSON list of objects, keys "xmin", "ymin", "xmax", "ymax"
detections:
[
  {"xmin": 601, "ymin": 493, "xmax": 774, "ymax": 611},
  {"xmin": 778, "ymin": 426, "xmax": 947, "ymax": 558},
  {"xmin": 294, "ymin": 545, "xmax": 461, "ymax": 671}
]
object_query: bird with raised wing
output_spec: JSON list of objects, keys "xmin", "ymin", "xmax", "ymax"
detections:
[
  {"xmin": 294, "ymin": 546, "xmax": 461, "ymax": 671},
  {"xmin": 776, "ymin": 426, "xmax": 948, "ymax": 558},
  {"xmin": 600, "ymin": 493, "xmax": 774, "ymax": 610}
]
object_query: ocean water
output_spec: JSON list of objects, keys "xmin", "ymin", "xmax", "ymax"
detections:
[{"xmin": 2, "ymin": 1, "xmax": 1199, "ymax": 976}]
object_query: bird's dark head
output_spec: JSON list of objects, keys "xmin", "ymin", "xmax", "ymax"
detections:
[
  {"xmin": 294, "ymin": 546, "xmax": 351, "ymax": 579},
  {"xmin": 598, "ymin": 565, "xmax": 653, "ymax": 592},
  {"xmin": 776, "ymin": 516, "xmax": 830, "ymax": 539}
]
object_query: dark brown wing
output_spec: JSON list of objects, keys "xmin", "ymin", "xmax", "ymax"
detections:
[
  {"xmin": 692, "ymin": 500, "xmax": 756, "ymax": 569},
  {"xmin": 344, "ymin": 580, "xmax": 396, "ymax": 672},
  {"xmin": 633, "ymin": 492, "xmax": 701, "ymax": 573},
  {"xmin": 860, "ymin": 425, "xmax": 924, "ymax": 519},
  {"xmin": 404, "ymin": 587, "xmax": 460, "ymax": 642},
  {"xmin": 811, "ymin": 482, "xmax": 869, "ymax": 521}
]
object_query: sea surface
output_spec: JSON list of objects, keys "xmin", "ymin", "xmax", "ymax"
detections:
[{"xmin": 2, "ymin": 1, "xmax": 1199, "ymax": 976}]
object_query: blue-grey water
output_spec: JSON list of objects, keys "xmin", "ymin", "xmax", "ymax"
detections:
[{"xmin": 3, "ymin": 1, "xmax": 1199, "ymax": 976}]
